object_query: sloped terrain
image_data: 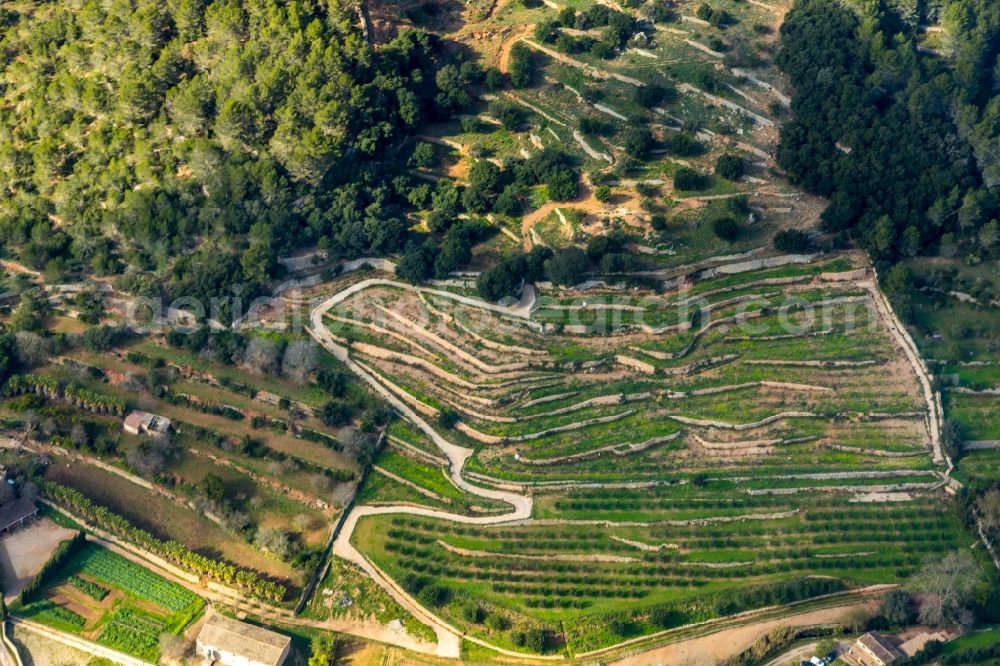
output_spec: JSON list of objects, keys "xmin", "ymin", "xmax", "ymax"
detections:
[{"xmin": 304, "ymin": 250, "xmax": 964, "ymax": 657}]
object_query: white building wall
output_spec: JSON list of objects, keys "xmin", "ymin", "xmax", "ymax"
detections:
[{"xmin": 197, "ymin": 642, "xmax": 290, "ymax": 666}]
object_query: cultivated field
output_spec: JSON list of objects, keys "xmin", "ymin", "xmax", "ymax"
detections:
[
  {"xmin": 12, "ymin": 542, "xmax": 204, "ymax": 662},
  {"xmin": 306, "ymin": 249, "xmax": 964, "ymax": 656},
  {"xmin": 0, "ymin": 328, "xmax": 367, "ymax": 598}
]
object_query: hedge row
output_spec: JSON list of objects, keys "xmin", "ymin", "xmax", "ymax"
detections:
[
  {"xmin": 18, "ymin": 531, "xmax": 86, "ymax": 604},
  {"xmin": 41, "ymin": 481, "xmax": 287, "ymax": 602},
  {"xmin": 297, "ymin": 426, "xmax": 342, "ymax": 451},
  {"xmin": 6, "ymin": 374, "xmax": 126, "ymax": 416}
]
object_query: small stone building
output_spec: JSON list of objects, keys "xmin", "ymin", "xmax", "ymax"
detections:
[
  {"xmin": 195, "ymin": 613, "xmax": 291, "ymax": 666},
  {"xmin": 123, "ymin": 410, "xmax": 171, "ymax": 436},
  {"xmin": 849, "ymin": 631, "xmax": 904, "ymax": 666}
]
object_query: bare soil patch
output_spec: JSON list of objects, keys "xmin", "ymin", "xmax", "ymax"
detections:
[
  {"xmin": 10, "ymin": 623, "xmax": 93, "ymax": 666},
  {"xmin": 43, "ymin": 462, "xmax": 296, "ymax": 583},
  {"xmin": 46, "ymin": 588, "xmax": 104, "ymax": 628},
  {"xmin": 0, "ymin": 518, "xmax": 77, "ymax": 602}
]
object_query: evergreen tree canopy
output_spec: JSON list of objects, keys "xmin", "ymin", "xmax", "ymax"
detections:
[
  {"xmin": 776, "ymin": 0, "xmax": 1000, "ymax": 263},
  {"xmin": 0, "ymin": 0, "xmax": 457, "ymax": 307}
]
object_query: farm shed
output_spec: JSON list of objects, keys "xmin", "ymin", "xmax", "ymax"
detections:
[
  {"xmin": 848, "ymin": 631, "xmax": 904, "ymax": 666},
  {"xmin": 0, "ymin": 498, "xmax": 38, "ymax": 535},
  {"xmin": 196, "ymin": 613, "xmax": 291, "ymax": 666},
  {"xmin": 123, "ymin": 410, "xmax": 172, "ymax": 436}
]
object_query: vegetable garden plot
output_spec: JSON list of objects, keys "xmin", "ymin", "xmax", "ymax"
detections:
[{"xmin": 15, "ymin": 543, "xmax": 204, "ymax": 661}]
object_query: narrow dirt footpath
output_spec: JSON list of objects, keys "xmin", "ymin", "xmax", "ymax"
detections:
[
  {"xmin": 519, "ymin": 180, "xmax": 599, "ymax": 250},
  {"xmin": 498, "ymin": 26, "xmax": 532, "ymax": 73}
]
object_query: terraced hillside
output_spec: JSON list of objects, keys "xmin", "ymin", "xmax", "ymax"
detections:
[
  {"xmin": 904, "ymin": 258, "xmax": 1000, "ymax": 485},
  {"xmin": 302, "ymin": 250, "xmax": 965, "ymax": 658},
  {"xmin": 387, "ymin": 0, "xmax": 830, "ymax": 279}
]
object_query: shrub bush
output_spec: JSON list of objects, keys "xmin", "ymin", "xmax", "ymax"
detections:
[
  {"xmin": 673, "ymin": 168, "xmax": 710, "ymax": 191},
  {"xmin": 416, "ymin": 583, "xmax": 449, "ymax": 606},
  {"xmin": 623, "ymin": 127, "xmax": 654, "ymax": 158},
  {"xmin": 715, "ymin": 154, "xmax": 745, "ymax": 180},
  {"xmin": 545, "ymin": 247, "xmax": 590, "ymax": 286},
  {"xmin": 773, "ymin": 229, "xmax": 813, "ymax": 253},
  {"xmin": 512, "ymin": 627, "xmax": 546, "ymax": 652},
  {"xmin": 649, "ymin": 606, "xmax": 680, "ymax": 628},
  {"xmin": 712, "ymin": 216, "xmax": 740, "ymax": 240},
  {"xmin": 460, "ymin": 602, "xmax": 484, "ymax": 623},
  {"xmin": 666, "ymin": 133, "xmax": 703, "ymax": 157},
  {"xmin": 438, "ymin": 409, "xmax": 459, "ymax": 429}
]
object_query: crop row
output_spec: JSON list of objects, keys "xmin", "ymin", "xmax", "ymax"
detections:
[
  {"xmin": 26, "ymin": 600, "xmax": 86, "ymax": 629},
  {"xmin": 794, "ymin": 519, "xmax": 952, "ymax": 533},
  {"xmin": 390, "ymin": 518, "xmax": 608, "ymax": 539},
  {"xmin": 387, "ymin": 522, "xmax": 953, "ymax": 553},
  {"xmin": 646, "ymin": 519, "xmax": 950, "ymax": 540},
  {"xmin": 386, "ymin": 528, "xmax": 635, "ymax": 553},
  {"xmin": 68, "ymin": 575, "xmax": 109, "ymax": 601},
  {"xmin": 554, "ymin": 498, "xmax": 792, "ymax": 510},
  {"xmin": 398, "ymin": 556, "xmax": 925, "ymax": 587},
  {"xmin": 803, "ymin": 508, "xmax": 945, "ymax": 521},
  {"xmin": 391, "ymin": 507, "xmax": 948, "ymax": 536},
  {"xmin": 652, "ymin": 527, "xmax": 954, "ymax": 549},
  {"xmin": 400, "ymin": 557, "xmax": 713, "ymax": 588},
  {"xmin": 97, "ymin": 608, "xmax": 165, "ymax": 661},
  {"xmin": 387, "ymin": 542, "xmax": 944, "ymax": 580},
  {"xmin": 72, "ymin": 545, "xmax": 199, "ymax": 613},
  {"xmin": 489, "ymin": 457, "xmax": 929, "ymax": 480},
  {"xmin": 523, "ymin": 596, "xmax": 592, "ymax": 608},
  {"xmin": 5, "ymin": 373, "xmax": 127, "ymax": 415},
  {"xmin": 491, "ymin": 582, "xmax": 649, "ymax": 599}
]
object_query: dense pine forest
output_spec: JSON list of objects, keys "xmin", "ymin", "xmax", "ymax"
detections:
[
  {"xmin": 777, "ymin": 0, "xmax": 1000, "ymax": 270},
  {"xmin": 0, "ymin": 0, "xmax": 488, "ymax": 318},
  {"xmin": 3, "ymin": 0, "xmax": 998, "ymax": 310}
]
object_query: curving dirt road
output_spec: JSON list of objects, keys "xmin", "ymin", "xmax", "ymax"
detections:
[
  {"xmin": 308, "ymin": 281, "xmax": 539, "ymax": 659},
  {"xmin": 609, "ymin": 603, "xmax": 865, "ymax": 666},
  {"xmin": 302, "ymin": 255, "xmax": 947, "ymax": 660}
]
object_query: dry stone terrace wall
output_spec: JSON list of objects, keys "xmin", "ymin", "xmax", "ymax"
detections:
[
  {"xmin": 302, "ymin": 250, "xmax": 958, "ymax": 659},
  {"xmin": 317, "ymin": 253, "xmax": 934, "ymax": 475}
]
